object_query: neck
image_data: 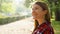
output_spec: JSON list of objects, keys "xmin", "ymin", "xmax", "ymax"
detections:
[{"xmin": 37, "ymin": 17, "xmax": 46, "ymax": 25}]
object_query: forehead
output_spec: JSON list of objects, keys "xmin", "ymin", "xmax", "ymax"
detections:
[{"xmin": 32, "ymin": 4, "xmax": 41, "ymax": 8}]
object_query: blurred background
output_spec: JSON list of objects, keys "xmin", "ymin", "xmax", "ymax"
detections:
[{"xmin": 0, "ymin": 0, "xmax": 60, "ymax": 34}]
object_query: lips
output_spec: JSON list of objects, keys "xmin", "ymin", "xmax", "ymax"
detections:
[{"xmin": 32, "ymin": 15, "xmax": 35, "ymax": 18}]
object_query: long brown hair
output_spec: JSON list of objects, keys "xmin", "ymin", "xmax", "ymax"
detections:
[{"xmin": 33, "ymin": 2, "xmax": 51, "ymax": 31}]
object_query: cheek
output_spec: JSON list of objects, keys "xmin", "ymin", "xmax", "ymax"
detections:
[
  {"xmin": 36, "ymin": 11, "xmax": 44, "ymax": 16},
  {"xmin": 36, "ymin": 9, "xmax": 42, "ymax": 13},
  {"xmin": 40, "ymin": 12, "xmax": 45, "ymax": 16}
]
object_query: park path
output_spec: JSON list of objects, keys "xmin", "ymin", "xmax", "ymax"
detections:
[{"xmin": 0, "ymin": 17, "xmax": 34, "ymax": 34}]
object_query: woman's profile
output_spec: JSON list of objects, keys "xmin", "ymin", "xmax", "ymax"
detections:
[{"xmin": 32, "ymin": 2, "xmax": 54, "ymax": 34}]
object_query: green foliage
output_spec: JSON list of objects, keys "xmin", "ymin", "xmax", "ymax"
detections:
[
  {"xmin": 24, "ymin": 0, "xmax": 33, "ymax": 8},
  {"xmin": 51, "ymin": 19, "xmax": 60, "ymax": 34},
  {"xmin": 1, "ymin": 2, "xmax": 15, "ymax": 13},
  {"xmin": 0, "ymin": 14, "xmax": 31, "ymax": 25},
  {"xmin": 0, "ymin": 16, "xmax": 26, "ymax": 25},
  {"xmin": 0, "ymin": 14, "xmax": 7, "ymax": 18}
]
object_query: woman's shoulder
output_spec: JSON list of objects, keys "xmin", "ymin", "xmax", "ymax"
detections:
[
  {"xmin": 38, "ymin": 23, "xmax": 54, "ymax": 33},
  {"xmin": 32, "ymin": 22, "xmax": 54, "ymax": 34},
  {"xmin": 38, "ymin": 21, "xmax": 52, "ymax": 31},
  {"xmin": 43, "ymin": 25, "xmax": 54, "ymax": 34}
]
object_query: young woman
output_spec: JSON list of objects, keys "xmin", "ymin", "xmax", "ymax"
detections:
[{"xmin": 32, "ymin": 2, "xmax": 54, "ymax": 34}]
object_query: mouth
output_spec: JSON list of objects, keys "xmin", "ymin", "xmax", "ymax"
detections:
[{"xmin": 33, "ymin": 16, "xmax": 36, "ymax": 19}]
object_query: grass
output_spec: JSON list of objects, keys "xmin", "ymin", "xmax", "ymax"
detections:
[{"xmin": 51, "ymin": 19, "xmax": 60, "ymax": 34}]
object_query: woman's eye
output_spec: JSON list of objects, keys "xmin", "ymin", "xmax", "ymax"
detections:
[
  {"xmin": 32, "ymin": 8, "xmax": 39, "ymax": 10},
  {"xmin": 35, "ymin": 8, "xmax": 38, "ymax": 10}
]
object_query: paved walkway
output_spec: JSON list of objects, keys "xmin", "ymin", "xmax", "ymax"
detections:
[{"xmin": 0, "ymin": 17, "xmax": 34, "ymax": 34}]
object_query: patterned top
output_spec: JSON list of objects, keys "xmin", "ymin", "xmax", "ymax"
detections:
[{"xmin": 32, "ymin": 21, "xmax": 54, "ymax": 34}]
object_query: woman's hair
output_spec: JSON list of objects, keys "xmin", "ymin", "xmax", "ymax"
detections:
[{"xmin": 33, "ymin": 2, "xmax": 51, "ymax": 31}]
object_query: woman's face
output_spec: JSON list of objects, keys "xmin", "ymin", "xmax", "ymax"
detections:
[{"xmin": 32, "ymin": 4, "xmax": 47, "ymax": 20}]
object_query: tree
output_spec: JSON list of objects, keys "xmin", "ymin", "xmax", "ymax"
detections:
[
  {"xmin": 54, "ymin": 0, "xmax": 60, "ymax": 21},
  {"xmin": 0, "ymin": 0, "xmax": 16, "ymax": 15},
  {"xmin": 24, "ymin": 0, "xmax": 34, "ymax": 8}
]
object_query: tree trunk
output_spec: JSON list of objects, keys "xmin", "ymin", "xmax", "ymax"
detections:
[
  {"xmin": 55, "ymin": 8, "xmax": 60, "ymax": 21},
  {"xmin": 54, "ymin": 0, "xmax": 60, "ymax": 21}
]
